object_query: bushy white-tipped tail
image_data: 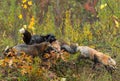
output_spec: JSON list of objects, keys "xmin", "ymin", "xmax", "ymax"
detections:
[{"xmin": 19, "ymin": 28, "xmax": 25, "ymax": 34}]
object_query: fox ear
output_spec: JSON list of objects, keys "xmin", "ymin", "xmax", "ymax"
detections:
[
  {"xmin": 108, "ymin": 58, "xmax": 111, "ymax": 63},
  {"xmin": 111, "ymin": 54, "xmax": 117, "ymax": 59}
]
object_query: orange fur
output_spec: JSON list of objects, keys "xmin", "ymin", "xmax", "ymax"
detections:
[
  {"xmin": 77, "ymin": 46, "xmax": 116, "ymax": 69},
  {"xmin": 51, "ymin": 40, "xmax": 61, "ymax": 52}
]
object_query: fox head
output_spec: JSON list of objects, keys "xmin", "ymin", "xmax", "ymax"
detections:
[
  {"xmin": 108, "ymin": 57, "xmax": 116, "ymax": 69},
  {"xmin": 95, "ymin": 52, "xmax": 117, "ymax": 70}
]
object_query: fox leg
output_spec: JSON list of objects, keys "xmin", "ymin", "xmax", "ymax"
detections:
[
  {"xmin": 77, "ymin": 55, "xmax": 88, "ymax": 62},
  {"xmin": 104, "ymin": 65, "xmax": 113, "ymax": 74},
  {"xmin": 92, "ymin": 54, "xmax": 99, "ymax": 70}
]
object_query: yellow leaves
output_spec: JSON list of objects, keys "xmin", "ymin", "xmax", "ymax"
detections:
[
  {"xmin": 64, "ymin": 10, "xmax": 76, "ymax": 41},
  {"xmin": 21, "ymin": 68, "xmax": 27, "ymax": 75},
  {"xmin": 43, "ymin": 11, "xmax": 55, "ymax": 35},
  {"xmin": 22, "ymin": 0, "xmax": 27, "ymax": 3},
  {"xmin": 63, "ymin": 10, "xmax": 81, "ymax": 42},
  {"xmin": 31, "ymin": 16, "xmax": 35, "ymax": 21},
  {"xmin": 28, "ymin": 16, "xmax": 35, "ymax": 33},
  {"xmin": 113, "ymin": 15, "xmax": 119, "ymax": 28},
  {"xmin": 100, "ymin": 3, "xmax": 107, "ymax": 9},
  {"xmin": 22, "ymin": 0, "xmax": 33, "ymax": 6},
  {"xmin": 89, "ymin": 45, "xmax": 95, "ymax": 49},
  {"xmin": 29, "ymin": 17, "xmax": 35, "ymax": 27},
  {"xmin": 0, "ymin": 57, "xmax": 13, "ymax": 67},
  {"xmin": 0, "ymin": 52, "xmax": 35, "ymax": 76},
  {"xmin": 0, "ymin": 59, "xmax": 4, "ymax": 65},
  {"xmin": 65, "ymin": 10, "xmax": 71, "ymax": 25},
  {"xmin": 20, "ymin": 65, "xmax": 33, "ymax": 75},
  {"xmin": 19, "ymin": 16, "xmax": 36, "ymax": 34},
  {"xmin": 83, "ymin": 26, "xmax": 93, "ymax": 41},
  {"xmin": 114, "ymin": 20, "xmax": 119, "ymax": 28},
  {"xmin": 4, "ymin": 57, "xmax": 10, "ymax": 63},
  {"xmin": 28, "ymin": 1, "xmax": 32, "ymax": 6},
  {"xmin": 0, "ymin": 44, "xmax": 72, "ymax": 79},
  {"xmin": 43, "ymin": 53, "xmax": 51, "ymax": 59},
  {"xmin": 18, "ymin": 14, "xmax": 23, "ymax": 19},
  {"xmin": 23, "ymin": 25, "xmax": 27, "ymax": 29},
  {"xmin": 9, "ymin": 59, "xmax": 13, "ymax": 67},
  {"xmin": 23, "ymin": 4, "xmax": 27, "ymax": 9},
  {"xmin": 88, "ymin": 32, "xmax": 93, "ymax": 41},
  {"xmin": 62, "ymin": 51, "xmax": 70, "ymax": 61},
  {"xmin": 37, "ymin": 68, "xmax": 43, "ymax": 76},
  {"xmin": 21, "ymin": 0, "xmax": 33, "ymax": 9}
]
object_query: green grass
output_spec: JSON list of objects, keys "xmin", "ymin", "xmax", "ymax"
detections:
[{"xmin": 0, "ymin": 0, "xmax": 120, "ymax": 81}]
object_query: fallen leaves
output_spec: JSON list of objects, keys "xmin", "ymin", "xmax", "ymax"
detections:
[{"xmin": 0, "ymin": 46, "xmax": 71, "ymax": 80}]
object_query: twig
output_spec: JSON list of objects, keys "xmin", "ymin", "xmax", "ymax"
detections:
[{"xmin": 105, "ymin": 0, "xmax": 114, "ymax": 14}]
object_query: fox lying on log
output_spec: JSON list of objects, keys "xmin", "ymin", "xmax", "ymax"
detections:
[{"xmin": 76, "ymin": 46, "xmax": 116, "ymax": 73}]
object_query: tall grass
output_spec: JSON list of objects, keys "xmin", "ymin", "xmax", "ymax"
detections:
[{"xmin": 0, "ymin": 0, "xmax": 120, "ymax": 81}]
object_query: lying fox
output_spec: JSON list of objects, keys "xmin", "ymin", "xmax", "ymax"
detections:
[{"xmin": 76, "ymin": 46, "xmax": 116, "ymax": 73}]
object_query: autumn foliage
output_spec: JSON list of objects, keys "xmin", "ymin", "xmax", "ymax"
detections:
[{"xmin": 0, "ymin": 0, "xmax": 120, "ymax": 81}]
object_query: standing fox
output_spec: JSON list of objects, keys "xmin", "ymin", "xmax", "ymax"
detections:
[{"xmin": 76, "ymin": 46, "xmax": 116, "ymax": 73}]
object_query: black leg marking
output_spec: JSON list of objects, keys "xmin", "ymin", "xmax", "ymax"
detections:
[
  {"xmin": 92, "ymin": 54, "xmax": 99, "ymax": 70},
  {"xmin": 104, "ymin": 65, "xmax": 113, "ymax": 74}
]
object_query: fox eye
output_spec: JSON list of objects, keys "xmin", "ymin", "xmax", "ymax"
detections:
[{"xmin": 108, "ymin": 58, "xmax": 112, "ymax": 63}]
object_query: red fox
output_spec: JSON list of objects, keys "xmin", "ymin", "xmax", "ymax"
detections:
[{"xmin": 76, "ymin": 46, "xmax": 116, "ymax": 73}]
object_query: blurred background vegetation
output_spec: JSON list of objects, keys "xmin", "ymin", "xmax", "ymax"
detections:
[{"xmin": 0, "ymin": 0, "xmax": 120, "ymax": 81}]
